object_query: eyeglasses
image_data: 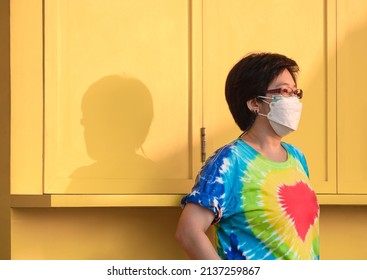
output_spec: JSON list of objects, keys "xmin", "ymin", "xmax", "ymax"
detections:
[{"xmin": 266, "ymin": 87, "xmax": 303, "ymax": 99}]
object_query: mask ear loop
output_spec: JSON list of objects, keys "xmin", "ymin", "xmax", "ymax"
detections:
[
  {"xmin": 246, "ymin": 99, "xmax": 260, "ymax": 115},
  {"xmin": 249, "ymin": 98, "xmax": 268, "ymax": 118}
]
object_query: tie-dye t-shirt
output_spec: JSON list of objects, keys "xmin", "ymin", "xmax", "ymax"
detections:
[{"xmin": 181, "ymin": 138, "xmax": 319, "ymax": 260}]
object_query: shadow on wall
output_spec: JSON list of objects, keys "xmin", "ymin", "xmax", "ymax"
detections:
[{"xmin": 67, "ymin": 75, "xmax": 159, "ymax": 193}]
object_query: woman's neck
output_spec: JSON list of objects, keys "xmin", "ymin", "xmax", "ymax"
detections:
[{"xmin": 241, "ymin": 123, "xmax": 287, "ymax": 162}]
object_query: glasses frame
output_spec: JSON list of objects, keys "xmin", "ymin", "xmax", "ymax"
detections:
[{"xmin": 266, "ymin": 87, "xmax": 303, "ymax": 99}]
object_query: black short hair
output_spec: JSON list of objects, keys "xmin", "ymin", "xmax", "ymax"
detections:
[{"xmin": 225, "ymin": 52, "xmax": 299, "ymax": 131}]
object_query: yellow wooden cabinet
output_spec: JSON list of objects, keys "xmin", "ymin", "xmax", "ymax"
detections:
[
  {"xmin": 337, "ymin": 0, "xmax": 367, "ymax": 195},
  {"xmin": 202, "ymin": 0, "xmax": 367, "ymax": 201},
  {"xmin": 9, "ymin": 0, "xmax": 367, "ymax": 206},
  {"xmin": 11, "ymin": 0, "xmax": 203, "ymax": 202},
  {"xmin": 202, "ymin": 0, "xmax": 336, "ymax": 196}
]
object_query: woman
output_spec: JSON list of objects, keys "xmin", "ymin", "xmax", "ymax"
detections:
[{"xmin": 176, "ymin": 52, "xmax": 320, "ymax": 260}]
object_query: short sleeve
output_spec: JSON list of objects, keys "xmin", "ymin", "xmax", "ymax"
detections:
[{"xmin": 181, "ymin": 155, "xmax": 230, "ymax": 224}]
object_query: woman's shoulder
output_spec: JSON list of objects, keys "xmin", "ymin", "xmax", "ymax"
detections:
[
  {"xmin": 205, "ymin": 138, "xmax": 250, "ymax": 164},
  {"xmin": 281, "ymin": 142, "xmax": 306, "ymax": 159},
  {"xmin": 282, "ymin": 142, "xmax": 310, "ymax": 176}
]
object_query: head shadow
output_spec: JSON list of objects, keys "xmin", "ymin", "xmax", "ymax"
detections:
[{"xmin": 67, "ymin": 75, "xmax": 157, "ymax": 192}]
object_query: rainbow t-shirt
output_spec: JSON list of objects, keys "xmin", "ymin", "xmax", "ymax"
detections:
[{"xmin": 181, "ymin": 138, "xmax": 319, "ymax": 260}]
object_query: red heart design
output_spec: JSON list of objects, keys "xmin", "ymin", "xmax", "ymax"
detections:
[{"xmin": 278, "ymin": 181, "xmax": 319, "ymax": 242}]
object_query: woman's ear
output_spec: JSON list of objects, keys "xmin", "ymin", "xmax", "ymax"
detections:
[{"xmin": 246, "ymin": 98, "xmax": 259, "ymax": 114}]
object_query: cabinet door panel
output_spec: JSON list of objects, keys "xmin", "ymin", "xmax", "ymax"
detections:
[
  {"xmin": 337, "ymin": 0, "xmax": 367, "ymax": 194},
  {"xmin": 10, "ymin": 0, "xmax": 43, "ymax": 194},
  {"xmin": 44, "ymin": 0, "xmax": 200, "ymax": 194},
  {"xmin": 202, "ymin": 0, "xmax": 336, "ymax": 193}
]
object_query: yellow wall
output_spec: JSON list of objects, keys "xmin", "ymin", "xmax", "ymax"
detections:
[
  {"xmin": 7, "ymin": 206, "xmax": 367, "ymax": 260},
  {"xmin": 11, "ymin": 208, "xmax": 187, "ymax": 260},
  {"xmin": 2, "ymin": 0, "xmax": 367, "ymax": 260},
  {"xmin": 0, "ymin": 0, "xmax": 11, "ymax": 260},
  {"xmin": 320, "ymin": 206, "xmax": 367, "ymax": 260}
]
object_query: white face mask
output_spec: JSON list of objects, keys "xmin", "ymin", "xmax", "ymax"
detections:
[{"xmin": 258, "ymin": 96, "xmax": 302, "ymax": 137}]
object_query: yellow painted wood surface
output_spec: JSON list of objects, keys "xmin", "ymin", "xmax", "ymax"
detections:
[
  {"xmin": 202, "ymin": 0, "xmax": 336, "ymax": 194},
  {"xmin": 43, "ymin": 0, "xmax": 202, "ymax": 194},
  {"xmin": 9, "ymin": 206, "xmax": 367, "ymax": 260},
  {"xmin": 4, "ymin": 0, "xmax": 367, "ymax": 261},
  {"xmin": 11, "ymin": 207, "xmax": 189, "ymax": 260},
  {"xmin": 9, "ymin": 194, "xmax": 367, "ymax": 208},
  {"xmin": 0, "ymin": 0, "xmax": 11, "ymax": 259},
  {"xmin": 337, "ymin": 0, "xmax": 367, "ymax": 194},
  {"xmin": 10, "ymin": 0, "xmax": 43, "ymax": 194}
]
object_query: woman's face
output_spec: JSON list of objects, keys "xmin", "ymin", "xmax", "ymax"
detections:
[{"xmin": 258, "ymin": 69, "xmax": 296, "ymax": 115}]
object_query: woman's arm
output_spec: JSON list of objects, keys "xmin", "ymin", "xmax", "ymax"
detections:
[{"xmin": 175, "ymin": 203, "xmax": 221, "ymax": 260}]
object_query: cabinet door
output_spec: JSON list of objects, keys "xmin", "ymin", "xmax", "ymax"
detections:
[
  {"xmin": 202, "ymin": 0, "xmax": 336, "ymax": 193},
  {"xmin": 44, "ymin": 0, "xmax": 202, "ymax": 194},
  {"xmin": 337, "ymin": 0, "xmax": 367, "ymax": 194}
]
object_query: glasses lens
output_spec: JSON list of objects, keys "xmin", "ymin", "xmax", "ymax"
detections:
[
  {"xmin": 266, "ymin": 87, "xmax": 303, "ymax": 99},
  {"xmin": 284, "ymin": 88, "xmax": 303, "ymax": 99}
]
